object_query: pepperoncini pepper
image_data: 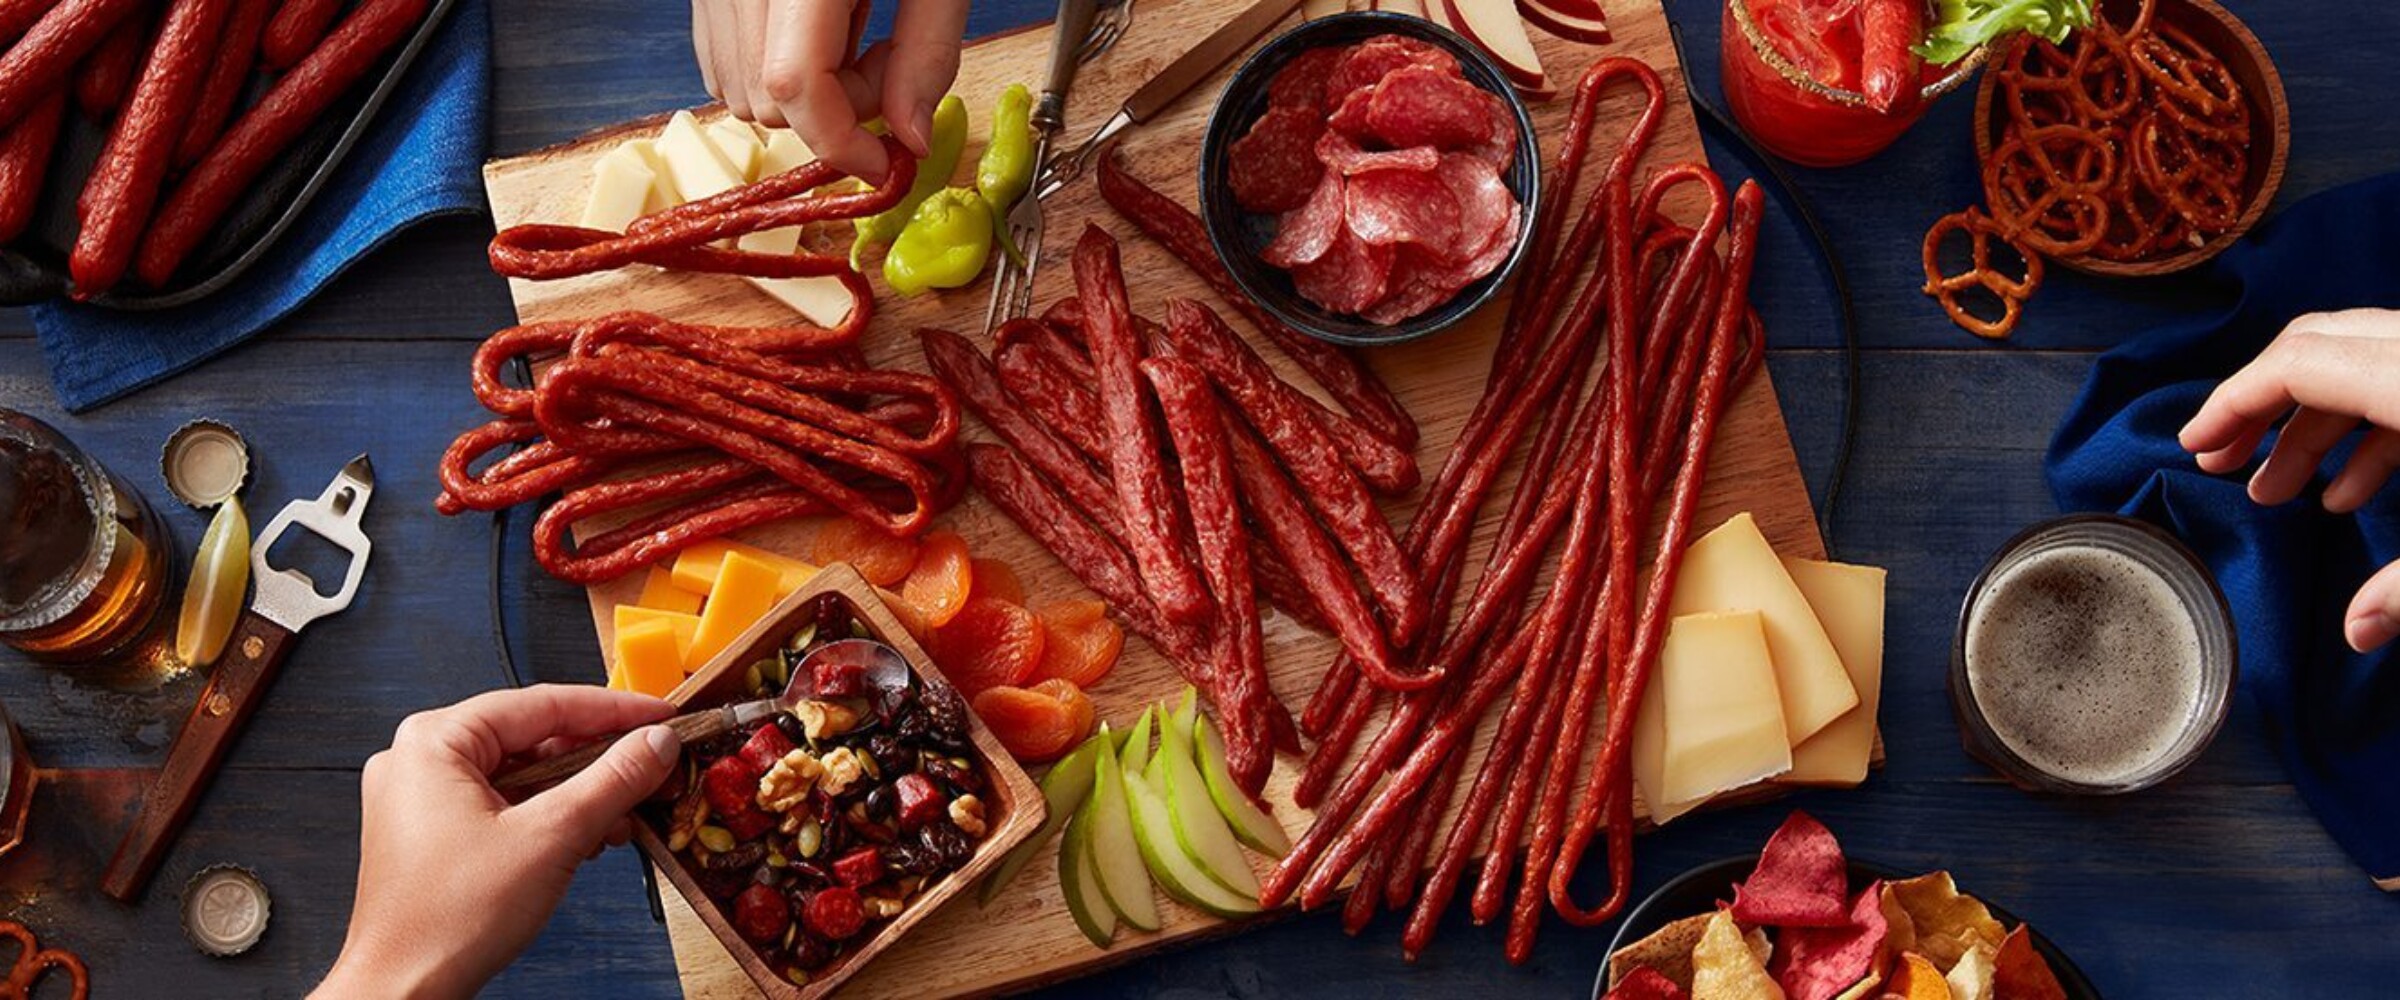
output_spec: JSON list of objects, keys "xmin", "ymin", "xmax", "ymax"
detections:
[
  {"xmin": 977, "ymin": 83, "xmax": 1035, "ymax": 256},
  {"xmin": 852, "ymin": 94, "xmax": 969, "ymax": 270},
  {"xmin": 882, "ymin": 188, "xmax": 993, "ymax": 296}
]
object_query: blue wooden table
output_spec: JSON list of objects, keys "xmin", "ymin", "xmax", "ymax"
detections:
[{"xmin": 2, "ymin": 1, "xmax": 2396, "ymax": 996}]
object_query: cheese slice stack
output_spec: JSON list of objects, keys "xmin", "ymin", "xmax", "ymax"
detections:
[
  {"xmin": 1781, "ymin": 557, "xmax": 1887, "ymax": 786},
  {"xmin": 1633, "ymin": 610, "xmax": 1791, "ymax": 824},
  {"xmin": 1668, "ymin": 513, "xmax": 1858, "ymax": 743},
  {"xmin": 576, "ymin": 110, "xmax": 858, "ymax": 329}
]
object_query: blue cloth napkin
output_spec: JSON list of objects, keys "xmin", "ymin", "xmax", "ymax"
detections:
[
  {"xmin": 2048, "ymin": 172, "xmax": 2400, "ymax": 891},
  {"xmin": 28, "ymin": 0, "xmax": 491, "ymax": 413}
]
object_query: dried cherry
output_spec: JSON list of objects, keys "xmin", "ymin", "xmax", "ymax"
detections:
[{"xmin": 921, "ymin": 755, "xmax": 982, "ymax": 796}]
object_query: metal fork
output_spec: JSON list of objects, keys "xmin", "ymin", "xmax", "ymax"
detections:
[{"xmin": 985, "ymin": 0, "xmax": 1125, "ymax": 334}]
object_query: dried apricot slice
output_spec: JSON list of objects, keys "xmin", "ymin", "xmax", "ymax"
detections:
[
  {"xmin": 899, "ymin": 530, "xmax": 974, "ymax": 628},
  {"xmin": 1029, "ymin": 678, "xmax": 1097, "ymax": 745},
  {"xmin": 972, "ymin": 684, "xmax": 1083, "ymax": 763},
  {"xmin": 970, "ymin": 558, "xmax": 1026, "ymax": 606},
  {"xmin": 810, "ymin": 517, "xmax": 921, "ymax": 587},
  {"xmin": 1031, "ymin": 599, "xmax": 1125, "ymax": 688},
  {"xmin": 926, "ymin": 597, "xmax": 1045, "ymax": 697}
]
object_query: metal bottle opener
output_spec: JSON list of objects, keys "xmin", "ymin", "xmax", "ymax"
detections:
[{"xmin": 102, "ymin": 456, "xmax": 375, "ymax": 901}]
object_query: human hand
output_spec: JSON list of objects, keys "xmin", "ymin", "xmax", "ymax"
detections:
[
  {"xmin": 314, "ymin": 686, "xmax": 681, "ymax": 998},
  {"xmin": 2179, "ymin": 307, "xmax": 2400, "ymax": 652},
  {"xmin": 691, "ymin": 0, "xmax": 970, "ymax": 181}
]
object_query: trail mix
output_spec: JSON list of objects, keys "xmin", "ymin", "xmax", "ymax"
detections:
[{"xmin": 645, "ymin": 596, "xmax": 990, "ymax": 987}]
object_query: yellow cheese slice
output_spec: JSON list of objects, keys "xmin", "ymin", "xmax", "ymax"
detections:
[
  {"xmin": 738, "ymin": 130, "xmax": 815, "ymax": 257},
  {"xmin": 1668, "ymin": 513, "xmax": 1858, "ymax": 743},
  {"xmin": 605, "ymin": 663, "xmax": 629, "ymax": 691},
  {"xmin": 686, "ymin": 550, "xmax": 788, "ymax": 672},
  {"xmin": 635, "ymin": 564, "xmax": 704, "ymax": 615},
  {"xmin": 666, "ymin": 539, "xmax": 818, "ymax": 597},
  {"xmin": 705, "ymin": 117, "xmax": 765, "ymax": 182},
  {"xmin": 579, "ymin": 140, "xmax": 657, "ymax": 232},
  {"xmin": 631, "ymin": 140, "xmax": 679, "ymax": 213},
  {"xmin": 616, "ymin": 619, "xmax": 686, "ymax": 698},
  {"xmin": 614, "ymin": 605, "xmax": 701, "ymax": 662},
  {"xmin": 1649, "ymin": 610, "xmax": 1791, "ymax": 823},
  {"xmin": 1781, "ymin": 556, "xmax": 1888, "ymax": 786},
  {"xmin": 656, "ymin": 109, "xmax": 747, "ymax": 205}
]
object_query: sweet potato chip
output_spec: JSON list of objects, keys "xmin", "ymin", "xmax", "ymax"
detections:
[
  {"xmin": 1886, "ymin": 953, "xmax": 1953, "ymax": 1000},
  {"xmin": 1732, "ymin": 812, "xmax": 1853, "ymax": 928},
  {"xmin": 1883, "ymin": 873, "xmax": 2006, "ymax": 971},
  {"xmin": 1771, "ymin": 881, "xmax": 1890, "ymax": 1000},
  {"xmin": 1990, "ymin": 926, "xmax": 2069, "ymax": 1000},
  {"xmin": 1605, "ymin": 967, "xmax": 1691, "ymax": 1000},
  {"xmin": 1693, "ymin": 911, "xmax": 1787, "ymax": 1000},
  {"xmin": 1609, "ymin": 912, "xmax": 1713, "ymax": 991},
  {"xmin": 1946, "ymin": 941, "xmax": 1998, "ymax": 1000}
]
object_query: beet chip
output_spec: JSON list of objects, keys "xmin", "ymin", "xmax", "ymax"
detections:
[
  {"xmin": 1730, "ymin": 810, "xmax": 1852, "ymax": 928},
  {"xmin": 1770, "ymin": 880, "xmax": 1891, "ymax": 1000},
  {"xmin": 1603, "ymin": 967, "xmax": 1689, "ymax": 1000}
]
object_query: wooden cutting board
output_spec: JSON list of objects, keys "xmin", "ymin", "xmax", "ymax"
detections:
[{"xmin": 479, "ymin": 0, "xmax": 1825, "ymax": 995}]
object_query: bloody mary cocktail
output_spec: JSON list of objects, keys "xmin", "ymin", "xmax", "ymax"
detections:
[{"xmin": 1721, "ymin": 0, "xmax": 1988, "ymax": 167}]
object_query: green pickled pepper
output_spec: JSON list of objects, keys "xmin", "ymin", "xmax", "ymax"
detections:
[
  {"xmin": 977, "ymin": 84, "xmax": 1035, "ymax": 232},
  {"xmin": 882, "ymin": 188, "xmax": 993, "ymax": 297},
  {"xmin": 175, "ymin": 498, "xmax": 250, "ymax": 669},
  {"xmin": 852, "ymin": 94, "xmax": 970, "ymax": 270}
]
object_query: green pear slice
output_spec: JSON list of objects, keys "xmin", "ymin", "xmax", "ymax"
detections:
[
  {"xmin": 1119, "ymin": 706, "xmax": 1156, "ymax": 776},
  {"xmin": 1194, "ymin": 715, "xmax": 1292, "ymax": 857},
  {"xmin": 1156, "ymin": 708, "xmax": 1263, "ymax": 899},
  {"xmin": 1060, "ymin": 797, "xmax": 1117, "ymax": 947},
  {"xmin": 980, "ymin": 726, "xmax": 1111, "ymax": 906},
  {"xmin": 1087, "ymin": 734, "xmax": 1161, "ymax": 931},
  {"xmin": 1126, "ymin": 767, "xmax": 1262, "ymax": 919}
]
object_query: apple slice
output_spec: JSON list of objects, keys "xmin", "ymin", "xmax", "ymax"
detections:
[
  {"xmin": 1194, "ymin": 716, "xmax": 1293, "ymax": 857},
  {"xmin": 1439, "ymin": 0, "xmax": 1549, "ymax": 90},
  {"xmin": 1517, "ymin": 0, "xmax": 1611, "ymax": 44},
  {"xmin": 1061, "ymin": 791, "xmax": 1118, "ymax": 947},
  {"xmin": 1127, "ymin": 767, "xmax": 1263, "ymax": 918},
  {"xmin": 980, "ymin": 727, "xmax": 1109, "ymax": 906},
  {"xmin": 1087, "ymin": 735, "xmax": 1162, "ymax": 931},
  {"xmin": 1156, "ymin": 710, "xmax": 1263, "ymax": 899}
]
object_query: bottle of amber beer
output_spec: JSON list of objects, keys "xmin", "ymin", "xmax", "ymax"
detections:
[{"xmin": 0, "ymin": 408, "xmax": 174, "ymax": 666}]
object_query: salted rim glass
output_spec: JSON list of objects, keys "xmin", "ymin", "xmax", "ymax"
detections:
[
  {"xmin": 1725, "ymin": 0, "xmax": 1993, "ymax": 109},
  {"xmin": 1949, "ymin": 514, "xmax": 2238, "ymax": 795}
]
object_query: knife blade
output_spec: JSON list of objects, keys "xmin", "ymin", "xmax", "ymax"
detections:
[{"xmin": 1124, "ymin": 0, "xmax": 1306, "ymax": 125}]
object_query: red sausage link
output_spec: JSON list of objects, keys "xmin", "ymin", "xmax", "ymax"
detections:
[
  {"xmin": 0, "ymin": 88, "xmax": 64, "ymax": 242},
  {"xmin": 257, "ymin": 0, "xmax": 337, "ymax": 69},
  {"xmin": 133, "ymin": 0, "xmax": 434, "ymax": 288},
  {"xmin": 1222, "ymin": 415, "xmax": 1400, "ymax": 696},
  {"xmin": 0, "ymin": 0, "xmax": 141, "ymax": 129},
  {"xmin": 1095, "ymin": 150, "xmax": 1418, "ymax": 451},
  {"xmin": 0, "ymin": 0, "xmax": 61, "ymax": 43},
  {"xmin": 1074, "ymin": 225, "xmax": 1214, "ymax": 628},
  {"xmin": 71, "ymin": 0, "xmax": 233, "ymax": 297},
  {"xmin": 174, "ymin": 0, "xmax": 272, "ymax": 167},
  {"xmin": 70, "ymin": 3, "xmax": 139, "ymax": 117}
]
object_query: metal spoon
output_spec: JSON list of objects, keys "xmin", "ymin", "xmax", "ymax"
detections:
[{"xmin": 493, "ymin": 639, "xmax": 912, "ymax": 796}]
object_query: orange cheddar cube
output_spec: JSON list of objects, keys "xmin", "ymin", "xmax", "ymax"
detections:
[
  {"xmin": 668, "ymin": 540, "xmax": 818, "ymax": 598},
  {"xmin": 636, "ymin": 565, "xmax": 704, "ymax": 615},
  {"xmin": 614, "ymin": 606, "xmax": 700, "ymax": 663},
  {"xmin": 686, "ymin": 550, "xmax": 786, "ymax": 672},
  {"xmin": 615, "ymin": 619, "xmax": 685, "ymax": 698}
]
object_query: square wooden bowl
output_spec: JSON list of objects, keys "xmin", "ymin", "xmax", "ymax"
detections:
[{"xmin": 628, "ymin": 563, "xmax": 1047, "ymax": 999}]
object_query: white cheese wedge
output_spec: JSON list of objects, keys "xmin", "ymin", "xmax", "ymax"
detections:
[
  {"xmin": 732, "ymin": 128, "xmax": 850, "ymax": 327},
  {"xmin": 1669, "ymin": 513, "xmax": 1859, "ymax": 743},
  {"xmin": 1781, "ymin": 557, "xmax": 1888, "ymax": 786},
  {"xmin": 625, "ymin": 140, "xmax": 677, "ymax": 214},
  {"xmin": 747, "ymin": 274, "xmax": 857, "ymax": 329},
  {"xmin": 705, "ymin": 117, "xmax": 765, "ymax": 182},
  {"xmin": 579, "ymin": 141, "xmax": 656, "ymax": 232},
  {"xmin": 1650, "ymin": 610, "xmax": 1791, "ymax": 824},
  {"xmin": 738, "ymin": 131, "xmax": 816, "ymax": 256},
  {"xmin": 656, "ymin": 109, "xmax": 747, "ymax": 204}
]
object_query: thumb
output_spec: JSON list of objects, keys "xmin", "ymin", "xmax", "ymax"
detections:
[
  {"xmin": 523, "ymin": 725, "xmax": 681, "ymax": 848},
  {"xmin": 2347, "ymin": 558, "xmax": 2400, "ymax": 653}
]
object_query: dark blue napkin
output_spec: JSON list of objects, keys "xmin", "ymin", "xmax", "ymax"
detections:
[
  {"xmin": 28, "ymin": 0, "xmax": 491, "ymax": 413},
  {"xmin": 2049, "ymin": 172, "xmax": 2400, "ymax": 891}
]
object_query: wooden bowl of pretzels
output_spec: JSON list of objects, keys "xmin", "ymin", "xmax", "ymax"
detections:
[{"xmin": 1968, "ymin": 0, "xmax": 2289, "ymax": 277}]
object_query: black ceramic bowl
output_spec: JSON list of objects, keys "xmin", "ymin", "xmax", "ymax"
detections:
[
  {"xmin": 1198, "ymin": 11, "xmax": 1540, "ymax": 347},
  {"xmin": 1594, "ymin": 856, "xmax": 2102, "ymax": 999}
]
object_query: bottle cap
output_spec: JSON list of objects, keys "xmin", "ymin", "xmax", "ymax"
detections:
[
  {"xmin": 181, "ymin": 864, "xmax": 270, "ymax": 957},
  {"xmin": 159, "ymin": 420, "xmax": 251, "ymax": 509}
]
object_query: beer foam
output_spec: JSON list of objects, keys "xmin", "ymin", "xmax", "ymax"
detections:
[{"xmin": 1965, "ymin": 544, "xmax": 2204, "ymax": 786}]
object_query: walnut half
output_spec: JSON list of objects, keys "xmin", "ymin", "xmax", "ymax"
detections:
[
  {"xmin": 792, "ymin": 699, "xmax": 862, "ymax": 741},
  {"xmin": 758, "ymin": 750, "xmax": 824, "ymax": 814},
  {"xmin": 818, "ymin": 747, "xmax": 869, "ymax": 799},
  {"xmin": 948, "ymin": 794, "xmax": 987, "ymax": 839},
  {"xmin": 667, "ymin": 784, "xmax": 711, "ymax": 852}
]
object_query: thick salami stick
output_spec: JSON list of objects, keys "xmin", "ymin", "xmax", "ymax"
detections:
[
  {"xmin": 1224, "ymin": 419, "xmax": 1401, "ymax": 692},
  {"xmin": 0, "ymin": 88, "xmax": 63, "ymax": 242},
  {"xmin": 0, "ymin": 0, "xmax": 59, "ymax": 43},
  {"xmin": 1168, "ymin": 300, "xmax": 1428, "ymax": 656},
  {"xmin": 70, "ymin": 3, "xmax": 138, "ymax": 117},
  {"xmin": 1075, "ymin": 225, "xmax": 1214, "ymax": 628},
  {"xmin": 994, "ymin": 340, "xmax": 1110, "ymax": 460},
  {"xmin": 175, "ymin": 0, "xmax": 272, "ymax": 167},
  {"xmin": 1383, "ymin": 737, "xmax": 1467, "ymax": 911},
  {"xmin": 922, "ymin": 327, "xmax": 1123, "ymax": 522},
  {"xmin": 71, "ymin": 0, "xmax": 232, "ymax": 297},
  {"xmin": 257, "ymin": 0, "xmax": 336, "ymax": 68},
  {"xmin": 1145, "ymin": 357, "xmax": 1279, "ymax": 793},
  {"xmin": 0, "ymin": 0, "xmax": 139, "ymax": 129},
  {"xmin": 132, "ymin": 0, "xmax": 432, "ymax": 288},
  {"xmin": 1096, "ymin": 151, "xmax": 1417, "ymax": 450}
]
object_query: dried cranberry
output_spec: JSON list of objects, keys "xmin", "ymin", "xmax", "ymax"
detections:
[
  {"xmin": 738, "ymin": 725, "xmax": 796, "ymax": 773},
  {"xmin": 804, "ymin": 886, "xmax": 866, "ymax": 940},
  {"xmin": 832, "ymin": 846, "xmax": 883, "ymax": 887},
  {"xmin": 734, "ymin": 884, "xmax": 790, "ymax": 943},
  {"xmin": 920, "ymin": 820, "xmax": 972, "ymax": 868},
  {"xmin": 702, "ymin": 756, "xmax": 761, "ymax": 817},
  {"xmin": 873, "ymin": 683, "xmax": 916, "ymax": 723},
  {"xmin": 721, "ymin": 803, "xmax": 775, "ymax": 842},
  {"xmin": 919, "ymin": 683, "xmax": 969, "ymax": 742},
  {"xmin": 695, "ymin": 866, "xmax": 749, "ymax": 902},
  {"xmin": 865, "ymin": 734, "xmax": 911, "ymax": 777},
  {"xmin": 697, "ymin": 841, "xmax": 767, "ymax": 872},
  {"xmin": 893, "ymin": 772, "xmax": 946, "ymax": 831},
  {"xmin": 921, "ymin": 756, "xmax": 983, "ymax": 796},
  {"xmin": 883, "ymin": 841, "xmax": 940, "ymax": 877}
]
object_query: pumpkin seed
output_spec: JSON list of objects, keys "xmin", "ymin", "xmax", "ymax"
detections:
[
  {"xmin": 787, "ymin": 623, "xmax": 818, "ymax": 653},
  {"xmin": 744, "ymin": 661, "xmax": 764, "ymax": 695},
  {"xmin": 766, "ymin": 850, "xmax": 789, "ymax": 869},
  {"xmin": 696, "ymin": 825, "xmax": 735, "ymax": 853},
  {"xmin": 784, "ymin": 967, "xmax": 811, "ymax": 988},
  {"xmin": 797, "ymin": 818, "xmax": 823, "ymax": 858}
]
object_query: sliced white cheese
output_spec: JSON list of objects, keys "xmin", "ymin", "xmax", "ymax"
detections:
[
  {"xmin": 579, "ymin": 140, "xmax": 656, "ymax": 232},
  {"xmin": 1668, "ymin": 513, "xmax": 1859, "ymax": 743},
  {"xmin": 738, "ymin": 131, "xmax": 816, "ymax": 256},
  {"xmin": 705, "ymin": 117, "xmax": 765, "ymax": 182},
  {"xmin": 656, "ymin": 109, "xmax": 747, "ymax": 204},
  {"xmin": 1781, "ymin": 557, "xmax": 1888, "ymax": 786},
  {"xmin": 626, "ymin": 140, "xmax": 678, "ymax": 214},
  {"xmin": 1650, "ymin": 610, "xmax": 1791, "ymax": 823},
  {"xmin": 746, "ymin": 274, "xmax": 857, "ymax": 329}
]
